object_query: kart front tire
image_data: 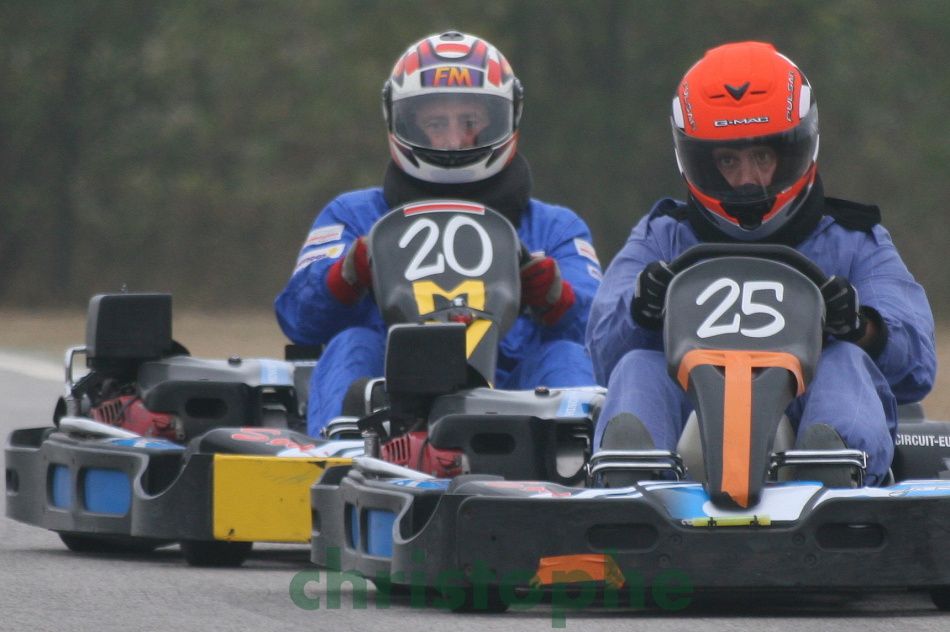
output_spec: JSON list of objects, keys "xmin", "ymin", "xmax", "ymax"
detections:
[
  {"xmin": 59, "ymin": 533, "xmax": 161, "ymax": 554},
  {"xmin": 180, "ymin": 539, "xmax": 253, "ymax": 567},
  {"xmin": 449, "ymin": 585, "xmax": 509, "ymax": 613}
]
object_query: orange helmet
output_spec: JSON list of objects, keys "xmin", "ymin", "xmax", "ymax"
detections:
[{"xmin": 672, "ymin": 41, "xmax": 819, "ymax": 240}]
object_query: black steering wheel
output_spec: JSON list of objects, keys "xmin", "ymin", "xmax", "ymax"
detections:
[{"xmin": 668, "ymin": 243, "xmax": 829, "ymax": 288}]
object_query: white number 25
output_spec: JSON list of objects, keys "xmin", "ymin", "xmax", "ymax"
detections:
[{"xmin": 695, "ymin": 278, "xmax": 785, "ymax": 339}]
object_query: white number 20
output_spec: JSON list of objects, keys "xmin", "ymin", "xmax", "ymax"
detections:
[
  {"xmin": 695, "ymin": 278, "xmax": 785, "ymax": 339},
  {"xmin": 399, "ymin": 216, "xmax": 494, "ymax": 281}
]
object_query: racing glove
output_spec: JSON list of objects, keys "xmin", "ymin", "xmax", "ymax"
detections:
[
  {"xmin": 630, "ymin": 260, "xmax": 674, "ymax": 330},
  {"xmin": 520, "ymin": 254, "xmax": 575, "ymax": 326},
  {"xmin": 820, "ymin": 275, "xmax": 866, "ymax": 341},
  {"xmin": 326, "ymin": 236, "xmax": 371, "ymax": 305}
]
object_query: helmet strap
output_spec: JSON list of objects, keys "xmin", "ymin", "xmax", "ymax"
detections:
[{"xmin": 721, "ymin": 195, "xmax": 775, "ymax": 230}]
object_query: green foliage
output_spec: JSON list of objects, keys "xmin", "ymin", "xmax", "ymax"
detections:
[{"xmin": 2, "ymin": 0, "xmax": 948, "ymax": 317}]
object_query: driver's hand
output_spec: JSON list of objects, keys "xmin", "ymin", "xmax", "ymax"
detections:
[
  {"xmin": 326, "ymin": 236, "xmax": 371, "ymax": 305},
  {"xmin": 520, "ymin": 254, "xmax": 575, "ymax": 326},
  {"xmin": 631, "ymin": 260, "xmax": 674, "ymax": 330},
  {"xmin": 820, "ymin": 275, "xmax": 867, "ymax": 340}
]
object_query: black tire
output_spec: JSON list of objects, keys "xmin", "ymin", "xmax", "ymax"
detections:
[
  {"xmin": 180, "ymin": 539, "xmax": 253, "ymax": 567},
  {"xmin": 450, "ymin": 585, "xmax": 510, "ymax": 613},
  {"xmin": 59, "ymin": 532, "xmax": 162, "ymax": 554},
  {"xmin": 931, "ymin": 587, "xmax": 950, "ymax": 611}
]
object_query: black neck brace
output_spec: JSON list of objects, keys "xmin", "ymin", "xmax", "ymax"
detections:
[
  {"xmin": 382, "ymin": 153, "xmax": 533, "ymax": 228},
  {"xmin": 686, "ymin": 175, "xmax": 826, "ymax": 247}
]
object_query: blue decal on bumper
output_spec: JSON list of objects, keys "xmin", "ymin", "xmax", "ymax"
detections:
[
  {"xmin": 51, "ymin": 465, "xmax": 71, "ymax": 509},
  {"xmin": 83, "ymin": 469, "xmax": 131, "ymax": 515},
  {"xmin": 366, "ymin": 510, "xmax": 395, "ymax": 558}
]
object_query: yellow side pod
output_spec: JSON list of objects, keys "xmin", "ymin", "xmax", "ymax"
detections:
[{"xmin": 212, "ymin": 455, "xmax": 351, "ymax": 542}]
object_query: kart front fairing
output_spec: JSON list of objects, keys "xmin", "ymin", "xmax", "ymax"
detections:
[
  {"xmin": 5, "ymin": 292, "xmax": 362, "ymax": 566},
  {"xmin": 312, "ymin": 465, "xmax": 950, "ymax": 593},
  {"xmin": 311, "ymin": 243, "xmax": 950, "ymax": 605}
]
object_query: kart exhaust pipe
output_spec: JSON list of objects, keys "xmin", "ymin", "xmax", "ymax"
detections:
[
  {"xmin": 58, "ymin": 416, "xmax": 142, "ymax": 439},
  {"xmin": 352, "ymin": 456, "xmax": 435, "ymax": 480}
]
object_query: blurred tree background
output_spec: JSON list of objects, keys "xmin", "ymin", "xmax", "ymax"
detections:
[{"xmin": 2, "ymin": 0, "xmax": 948, "ymax": 320}]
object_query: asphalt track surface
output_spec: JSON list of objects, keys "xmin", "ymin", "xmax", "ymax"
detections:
[{"xmin": 1, "ymin": 355, "xmax": 947, "ymax": 632}]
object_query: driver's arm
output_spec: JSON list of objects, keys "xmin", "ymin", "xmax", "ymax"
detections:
[
  {"xmin": 275, "ymin": 196, "xmax": 380, "ymax": 345},
  {"xmin": 525, "ymin": 205, "xmax": 603, "ymax": 342},
  {"xmin": 848, "ymin": 227, "xmax": 936, "ymax": 403},
  {"xmin": 586, "ymin": 207, "xmax": 681, "ymax": 386}
]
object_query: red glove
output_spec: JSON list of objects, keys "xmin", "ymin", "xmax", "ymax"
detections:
[
  {"xmin": 326, "ymin": 236, "xmax": 371, "ymax": 305},
  {"xmin": 520, "ymin": 254, "xmax": 575, "ymax": 326}
]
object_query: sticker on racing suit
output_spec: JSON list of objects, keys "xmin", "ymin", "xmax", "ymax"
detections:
[
  {"xmin": 587, "ymin": 264, "xmax": 603, "ymax": 281},
  {"xmin": 574, "ymin": 238, "xmax": 600, "ymax": 265},
  {"xmin": 293, "ymin": 243, "xmax": 345, "ymax": 275},
  {"xmin": 303, "ymin": 223, "xmax": 344, "ymax": 248}
]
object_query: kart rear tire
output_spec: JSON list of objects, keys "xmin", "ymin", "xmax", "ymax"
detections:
[
  {"xmin": 59, "ymin": 533, "xmax": 161, "ymax": 554},
  {"xmin": 931, "ymin": 587, "xmax": 950, "ymax": 611},
  {"xmin": 180, "ymin": 539, "xmax": 253, "ymax": 567}
]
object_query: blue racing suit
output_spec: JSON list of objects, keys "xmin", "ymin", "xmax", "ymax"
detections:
[
  {"xmin": 586, "ymin": 198, "xmax": 936, "ymax": 485},
  {"xmin": 276, "ymin": 187, "xmax": 603, "ymax": 435}
]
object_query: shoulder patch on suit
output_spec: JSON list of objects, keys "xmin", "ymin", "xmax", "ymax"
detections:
[
  {"xmin": 293, "ymin": 243, "xmax": 344, "ymax": 276},
  {"xmin": 574, "ymin": 238, "xmax": 600, "ymax": 265},
  {"xmin": 303, "ymin": 223, "xmax": 345, "ymax": 248}
]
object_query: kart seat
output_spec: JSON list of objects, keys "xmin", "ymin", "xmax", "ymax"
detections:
[{"xmin": 677, "ymin": 412, "xmax": 794, "ymax": 483}]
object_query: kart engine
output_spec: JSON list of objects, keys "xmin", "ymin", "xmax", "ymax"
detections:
[
  {"xmin": 90, "ymin": 393, "xmax": 179, "ymax": 441},
  {"xmin": 380, "ymin": 431, "xmax": 468, "ymax": 478}
]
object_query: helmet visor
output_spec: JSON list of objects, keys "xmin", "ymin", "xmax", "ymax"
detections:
[
  {"xmin": 674, "ymin": 108, "xmax": 819, "ymax": 205},
  {"xmin": 392, "ymin": 93, "xmax": 513, "ymax": 151}
]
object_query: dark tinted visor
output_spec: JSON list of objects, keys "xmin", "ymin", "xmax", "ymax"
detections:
[{"xmin": 674, "ymin": 108, "xmax": 819, "ymax": 204}]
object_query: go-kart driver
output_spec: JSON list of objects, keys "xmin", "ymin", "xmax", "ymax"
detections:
[
  {"xmin": 586, "ymin": 41, "xmax": 936, "ymax": 486},
  {"xmin": 276, "ymin": 31, "xmax": 602, "ymax": 437}
]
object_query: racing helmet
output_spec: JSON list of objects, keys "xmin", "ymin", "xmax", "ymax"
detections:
[
  {"xmin": 383, "ymin": 31, "xmax": 523, "ymax": 184},
  {"xmin": 671, "ymin": 41, "xmax": 820, "ymax": 241}
]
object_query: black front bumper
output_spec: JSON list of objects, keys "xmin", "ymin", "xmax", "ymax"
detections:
[{"xmin": 312, "ymin": 472, "xmax": 950, "ymax": 591}]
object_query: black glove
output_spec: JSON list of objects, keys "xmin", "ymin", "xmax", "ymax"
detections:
[
  {"xmin": 820, "ymin": 275, "xmax": 867, "ymax": 341},
  {"xmin": 631, "ymin": 260, "xmax": 674, "ymax": 330}
]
